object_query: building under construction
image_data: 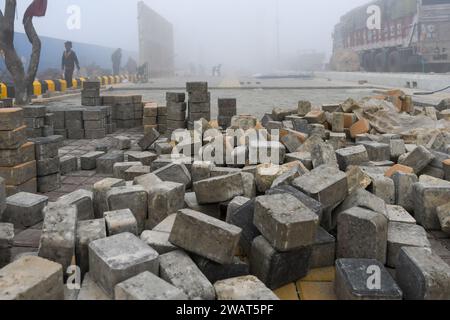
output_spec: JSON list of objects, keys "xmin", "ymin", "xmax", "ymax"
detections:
[{"xmin": 137, "ymin": 1, "xmax": 175, "ymax": 77}]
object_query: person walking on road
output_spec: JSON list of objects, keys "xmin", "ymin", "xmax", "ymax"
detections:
[{"xmin": 62, "ymin": 41, "xmax": 80, "ymax": 88}]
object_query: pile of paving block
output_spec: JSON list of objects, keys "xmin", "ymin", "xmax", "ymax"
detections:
[
  {"xmin": 142, "ymin": 102, "xmax": 167, "ymax": 135},
  {"xmin": 80, "ymin": 149, "xmax": 124, "ymax": 175},
  {"xmin": 47, "ymin": 106, "xmax": 114, "ymax": 140},
  {"xmin": 166, "ymin": 92, "xmax": 187, "ymax": 134},
  {"xmin": 0, "ymin": 98, "xmax": 14, "ymax": 108},
  {"xmin": 0, "ymin": 108, "xmax": 37, "ymax": 196},
  {"xmin": 187, "ymin": 82, "xmax": 211, "ymax": 129},
  {"xmin": 101, "ymin": 95, "xmax": 143, "ymax": 129},
  {"xmin": 28, "ymin": 136, "xmax": 63, "ymax": 193},
  {"xmin": 81, "ymin": 81, "xmax": 101, "ymax": 106},
  {"xmin": 156, "ymin": 104, "xmax": 167, "ymax": 134},
  {"xmin": 23, "ymin": 106, "xmax": 54, "ymax": 138},
  {"xmin": 164, "ymin": 83, "xmax": 231, "ymax": 135},
  {"xmin": 56, "ymin": 107, "xmax": 85, "ymax": 139},
  {"xmin": 142, "ymin": 102, "xmax": 157, "ymax": 132},
  {"xmin": 1, "ymin": 89, "xmax": 450, "ymax": 301},
  {"xmin": 82, "ymin": 107, "xmax": 114, "ymax": 139},
  {"xmin": 218, "ymin": 98, "xmax": 237, "ymax": 128}
]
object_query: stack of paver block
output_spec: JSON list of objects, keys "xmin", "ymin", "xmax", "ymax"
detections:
[
  {"xmin": 102, "ymin": 95, "xmax": 143, "ymax": 129},
  {"xmin": 23, "ymin": 106, "xmax": 55, "ymax": 138},
  {"xmin": 101, "ymin": 95, "xmax": 115, "ymax": 108},
  {"xmin": 65, "ymin": 107, "xmax": 86, "ymax": 139},
  {"xmin": 83, "ymin": 107, "xmax": 109, "ymax": 139},
  {"xmin": 82, "ymin": 81, "xmax": 101, "ymax": 106},
  {"xmin": 23, "ymin": 106, "xmax": 53, "ymax": 138},
  {"xmin": 187, "ymin": 82, "xmax": 210, "ymax": 129},
  {"xmin": 157, "ymin": 105, "xmax": 167, "ymax": 134},
  {"xmin": 132, "ymin": 96, "xmax": 144, "ymax": 128},
  {"xmin": 143, "ymin": 102, "xmax": 158, "ymax": 134},
  {"xmin": 48, "ymin": 107, "xmax": 68, "ymax": 138},
  {"xmin": 0, "ymin": 108, "xmax": 37, "ymax": 196},
  {"xmin": 0, "ymin": 98, "xmax": 13, "ymax": 108},
  {"xmin": 29, "ymin": 136, "xmax": 63, "ymax": 193},
  {"xmin": 248, "ymin": 193, "xmax": 320, "ymax": 289},
  {"xmin": 47, "ymin": 106, "xmax": 115, "ymax": 140},
  {"xmin": 104, "ymin": 106, "xmax": 115, "ymax": 134},
  {"xmin": 43, "ymin": 112, "xmax": 55, "ymax": 137},
  {"xmin": 142, "ymin": 102, "xmax": 167, "ymax": 135},
  {"xmin": 166, "ymin": 92, "xmax": 186, "ymax": 134},
  {"xmin": 217, "ymin": 98, "xmax": 237, "ymax": 129}
]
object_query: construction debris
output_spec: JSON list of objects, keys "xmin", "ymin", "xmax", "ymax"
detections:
[{"xmin": 0, "ymin": 81, "xmax": 450, "ymax": 301}]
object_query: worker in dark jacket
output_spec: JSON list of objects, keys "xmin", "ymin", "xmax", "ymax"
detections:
[{"xmin": 62, "ymin": 41, "xmax": 80, "ymax": 88}]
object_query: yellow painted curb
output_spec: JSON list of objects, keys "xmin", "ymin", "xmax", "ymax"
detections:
[
  {"xmin": 0, "ymin": 83, "xmax": 7, "ymax": 99},
  {"xmin": 33, "ymin": 81, "xmax": 42, "ymax": 96},
  {"xmin": 45, "ymin": 80, "xmax": 55, "ymax": 92},
  {"xmin": 59, "ymin": 79, "xmax": 67, "ymax": 92}
]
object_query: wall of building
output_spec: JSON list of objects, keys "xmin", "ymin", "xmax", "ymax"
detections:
[
  {"xmin": 137, "ymin": 1, "xmax": 174, "ymax": 77},
  {"xmin": 0, "ymin": 33, "xmax": 136, "ymax": 77}
]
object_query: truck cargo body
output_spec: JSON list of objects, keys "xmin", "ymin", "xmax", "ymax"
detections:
[{"xmin": 333, "ymin": 0, "xmax": 450, "ymax": 72}]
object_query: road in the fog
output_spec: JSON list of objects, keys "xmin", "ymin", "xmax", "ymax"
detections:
[{"xmin": 44, "ymin": 76, "xmax": 381, "ymax": 119}]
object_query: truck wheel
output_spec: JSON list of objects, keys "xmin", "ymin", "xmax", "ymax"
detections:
[
  {"xmin": 388, "ymin": 51, "xmax": 402, "ymax": 73},
  {"xmin": 375, "ymin": 52, "xmax": 387, "ymax": 72}
]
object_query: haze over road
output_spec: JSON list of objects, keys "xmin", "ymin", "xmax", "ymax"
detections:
[{"xmin": 9, "ymin": 0, "xmax": 369, "ymax": 73}]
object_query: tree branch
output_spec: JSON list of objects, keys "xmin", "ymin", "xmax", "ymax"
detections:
[
  {"xmin": 24, "ymin": 17, "xmax": 41, "ymax": 86},
  {"xmin": 0, "ymin": 4, "xmax": 5, "ymax": 50},
  {"xmin": 4, "ymin": 0, "xmax": 16, "ymax": 46}
]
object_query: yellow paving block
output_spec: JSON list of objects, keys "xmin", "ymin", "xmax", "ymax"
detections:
[
  {"xmin": 298, "ymin": 281, "xmax": 337, "ymax": 301},
  {"xmin": 300, "ymin": 267, "xmax": 335, "ymax": 282},
  {"xmin": 274, "ymin": 283, "xmax": 299, "ymax": 300}
]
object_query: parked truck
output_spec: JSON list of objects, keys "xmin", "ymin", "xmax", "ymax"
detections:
[{"xmin": 332, "ymin": 0, "xmax": 450, "ymax": 73}]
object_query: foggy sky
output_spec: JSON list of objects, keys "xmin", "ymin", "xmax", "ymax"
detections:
[{"xmin": 7, "ymin": 0, "xmax": 371, "ymax": 73}]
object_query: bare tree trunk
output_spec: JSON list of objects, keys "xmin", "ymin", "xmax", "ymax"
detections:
[
  {"xmin": 0, "ymin": 0, "xmax": 42, "ymax": 106},
  {"xmin": 3, "ymin": 48, "xmax": 27, "ymax": 105},
  {"xmin": 24, "ymin": 17, "xmax": 41, "ymax": 100}
]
